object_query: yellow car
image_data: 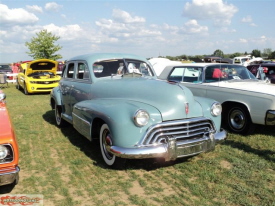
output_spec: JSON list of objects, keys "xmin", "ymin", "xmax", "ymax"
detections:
[{"xmin": 16, "ymin": 59, "xmax": 61, "ymax": 94}]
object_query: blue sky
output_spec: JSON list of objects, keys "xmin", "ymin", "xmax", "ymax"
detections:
[{"xmin": 0, "ymin": 0, "xmax": 274, "ymax": 63}]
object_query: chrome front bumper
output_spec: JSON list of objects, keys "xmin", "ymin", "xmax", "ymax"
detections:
[
  {"xmin": 108, "ymin": 129, "xmax": 227, "ymax": 161},
  {"xmin": 266, "ymin": 110, "xmax": 275, "ymax": 125},
  {"xmin": 0, "ymin": 166, "xmax": 20, "ymax": 186}
]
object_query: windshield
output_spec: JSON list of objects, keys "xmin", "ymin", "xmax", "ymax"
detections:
[
  {"xmin": 93, "ymin": 59, "xmax": 154, "ymax": 78},
  {"xmin": 167, "ymin": 64, "xmax": 257, "ymax": 84},
  {"xmin": 204, "ymin": 65, "xmax": 257, "ymax": 82}
]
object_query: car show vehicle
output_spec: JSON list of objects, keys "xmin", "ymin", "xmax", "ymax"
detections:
[
  {"xmin": 0, "ymin": 90, "xmax": 20, "ymax": 186},
  {"xmin": 158, "ymin": 63, "xmax": 275, "ymax": 135},
  {"xmin": 247, "ymin": 62, "xmax": 275, "ymax": 84},
  {"xmin": 0, "ymin": 64, "xmax": 12, "ymax": 75},
  {"xmin": 50, "ymin": 53, "xmax": 227, "ymax": 168},
  {"xmin": 17, "ymin": 59, "xmax": 61, "ymax": 94}
]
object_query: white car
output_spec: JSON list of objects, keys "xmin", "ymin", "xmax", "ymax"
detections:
[{"xmin": 158, "ymin": 63, "xmax": 275, "ymax": 135}]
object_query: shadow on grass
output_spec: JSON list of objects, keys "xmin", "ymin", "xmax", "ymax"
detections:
[
  {"xmin": 224, "ymin": 140, "xmax": 275, "ymax": 162},
  {"xmin": 42, "ymin": 110, "xmax": 192, "ymax": 171},
  {"xmin": 253, "ymin": 125, "xmax": 275, "ymax": 136}
]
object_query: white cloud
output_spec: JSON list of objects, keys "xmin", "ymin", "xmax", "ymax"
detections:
[
  {"xmin": 241, "ymin": 15, "xmax": 252, "ymax": 23},
  {"xmin": 43, "ymin": 23, "xmax": 84, "ymax": 41},
  {"xmin": 112, "ymin": 9, "xmax": 145, "ymax": 24},
  {"xmin": 239, "ymin": 38, "xmax": 248, "ymax": 43},
  {"xmin": 95, "ymin": 9, "xmax": 160, "ymax": 43},
  {"xmin": 0, "ymin": 4, "xmax": 39, "ymax": 26},
  {"xmin": 182, "ymin": 0, "xmax": 238, "ymax": 26},
  {"xmin": 26, "ymin": 5, "xmax": 43, "ymax": 13},
  {"xmin": 45, "ymin": 2, "xmax": 63, "ymax": 12},
  {"xmin": 179, "ymin": 19, "xmax": 208, "ymax": 34},
  {"xmin": 241, "ymin": 15, "xmax": 257, "ymax": 27}
]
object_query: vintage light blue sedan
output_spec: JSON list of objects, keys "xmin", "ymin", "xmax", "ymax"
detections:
[{"xmin": 50, "ymin": 53, "xmax": 227, "ymax": 168}]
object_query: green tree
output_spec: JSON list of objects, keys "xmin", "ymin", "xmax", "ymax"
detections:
[
  {"xmin": 268, "ymin": 51, "xmax": 275, "ymax": 59},
  {"xmin": 262, "ymin": 48, "xmax": 272, "ymax": 58},
  {"xmin": 251, "ymin": 49, "xmax": 261, "ymax": 57},
  {"xmin": 25, "ymin": 29, "xmax": 62, "ymax": 60},
  {"xmin": 229, "ymin": 52, "xmax": 243, "ymax": 58},
  {"xmin": 212, "ymin": 49, "xmax": 224, "ymax": 57}
]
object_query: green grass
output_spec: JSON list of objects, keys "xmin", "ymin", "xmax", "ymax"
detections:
[{"xmin": 1, "ymin": 85, "xmax": 275, "ymax": 206}]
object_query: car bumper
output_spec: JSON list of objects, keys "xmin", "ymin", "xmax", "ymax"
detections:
[
  {"xmin": 266, "ymin": 110, "xmax": 275, "ymax": 125},
  {"xmin": 108, "ymin": 129, "xmax": 227, "ymax": 161},
  {"xmin": 0, "ymin": 166, "xmax": 20, "ymax": 186}
]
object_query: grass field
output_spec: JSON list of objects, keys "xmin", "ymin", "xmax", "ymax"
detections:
[{"xmin": 1, "ymin": 85, "xmax": 274, "ymax": 206}]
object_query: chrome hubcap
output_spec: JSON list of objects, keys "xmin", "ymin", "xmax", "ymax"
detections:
[{"xmin": 230, "ymin": 110, "xmax": 245, "ymax": 129}]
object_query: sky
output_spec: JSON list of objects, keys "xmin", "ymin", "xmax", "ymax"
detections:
[{"xmin": 0, "ymin": 0, "xmax": 274, "ymax": 63}]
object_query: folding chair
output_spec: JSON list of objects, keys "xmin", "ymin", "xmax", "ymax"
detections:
[{"xmin": 0, "ymin": 73, "xmax": 8, "ymax": 89}]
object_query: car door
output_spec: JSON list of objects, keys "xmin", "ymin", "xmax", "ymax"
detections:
[
  {"xmin": 70, "ymin": 61, "xmax": 92, "ymax": 108},
  {"xmin": 59, "ymin": 62, "xmax": 75, "ymax": 119}
]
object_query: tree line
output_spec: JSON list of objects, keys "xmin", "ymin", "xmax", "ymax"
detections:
[
  {"xmin": 25, "ymin": 30, "xmax": 275, "ymax": 61},
  {"xmin": 164, "ymin": 48, "xmax": 275, "ymax": 62}
]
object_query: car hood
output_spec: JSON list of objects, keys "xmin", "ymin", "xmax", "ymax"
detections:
[
  {"xmin": 26, "ymin": 59, "xmax": 58, "ymax": 75},
  {"xmin": 209, "ymin": 80, "xmax": 275, "ymax": 95},
  {"xmin": 92, "ymin": 78, "xmax": 204, "ymax": 121}
]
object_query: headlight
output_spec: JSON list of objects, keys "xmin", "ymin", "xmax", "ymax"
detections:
[
  {"xmin": 133, "ymin": 109, "xmax": 150, "ymax": 127},
  {"xmin": 0, "ymin": 92, "xmax": 6, "ymax": 101},
  {"xmin": 211, "ymin": 102, "xmax": 222, "ymax": 116},
  {"xmin": 0, "ymin": 145, "xmax": 8, "ymax": 159}
]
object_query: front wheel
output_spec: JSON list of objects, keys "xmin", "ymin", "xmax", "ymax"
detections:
[
  {"xmin": 223, "ymin": 104, "xmax": 254, "ymax": 135},
  {"xmin": 16, "ymin": 80, "xmax": 20, "ymax": 90},
  {"xmin": 55, "ymin": 104, "xmax": 68, "ymax": 127},
  {"xmin": 100, "ymin": 124, "xmax": 125, "ymax": 169},
  {"xmin": 24, "ymin": 83, "xmax": 29, "ymax": 95}
]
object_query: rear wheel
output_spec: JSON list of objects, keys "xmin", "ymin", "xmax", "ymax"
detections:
[
  {"xmin": 223, "ymin": 104, "xmax": 254, "ymax": 135},
  {"xmin": 100, "ymin": 124, "xmax": 125, "ymax": 169}
]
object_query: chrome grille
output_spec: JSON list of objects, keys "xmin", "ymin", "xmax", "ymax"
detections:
[
  {"xmin": 36, "ymin": 81, "xmax": 59, "ymax": 84},
  {"xmin": 140, "ymin": 117, "xmax": 214, "ymax": 146}
]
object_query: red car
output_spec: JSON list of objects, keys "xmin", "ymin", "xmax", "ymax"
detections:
[{"xmin": 0, "ymin": 91, "xmax": 20, "ymax": 186}]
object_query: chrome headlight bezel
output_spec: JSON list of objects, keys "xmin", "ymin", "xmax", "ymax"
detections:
[
  {"xmin": 133, "ymin": 109, "xmax": 150, "ymax": 127},
  {"xmin": 0, "ymin": 145, "xmax": 8, "ymax": 160},
  {"xmin": 211, "ymin": 102, "xmax": 222, "ymax": 117}
]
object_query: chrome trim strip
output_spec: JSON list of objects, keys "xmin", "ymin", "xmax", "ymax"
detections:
[
  {"xmin": 72, "ymin": 112, "xmax": 91, "ymax": 127},
  {"xmin": 266, "ymin": 110, "xmax": 275, "ymax": 125}
]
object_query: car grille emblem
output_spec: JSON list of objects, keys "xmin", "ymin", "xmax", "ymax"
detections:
[{"xmin": 185, "ymin": 102, "xmax": 189, "ymax": 114}]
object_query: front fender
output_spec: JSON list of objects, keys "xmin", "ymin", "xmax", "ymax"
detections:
[
  {"xmin": 73, "ymin": 99, "xmax": 163, "ymax": 147},
  {"xmin": 194, "ymin": 96, "xmax": 222, "ymax": 131},
  {"xmin": 50, "ymin": 86, "xmax": 62, "ymax": 109}
]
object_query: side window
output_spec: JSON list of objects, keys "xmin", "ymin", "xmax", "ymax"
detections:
[
  {"xmin": 93, "ymin": 63, "xmax": 105, "ymax": 78},
  {"xmin": 76, "ymin": 62, "xmax": 90, "ymax": 80},
  {"xmin": 183, "ymin": 67, "xmax": 202, "ymax": 82},
  {"xmin": 168, "ymin": 67, "xmax": 184, "ymax": 82},
  {"xmin": 66, "ymin": 63, "xmax": 75, "ymax": 79},
  {"xmin": 205, "ymin": 66, "xmax": 218, "ymax": 82}
]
